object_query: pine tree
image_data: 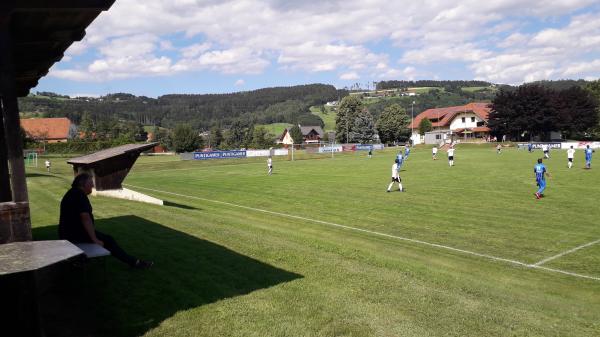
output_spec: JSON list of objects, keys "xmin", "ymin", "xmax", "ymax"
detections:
[
  {"xmin": 335, "ymin": 95, "xmax": 363, "ymax": 143},
  {"xmin": 289, "ymin": 125, "xmax": 304, "ymax": 144},
  {"xmin": 350, "ymin": 109, "xmax": 375, "ymax": 143},
  {"xmin": 376, "ymin": 103, "xmax": 411, "ymax": 144}
]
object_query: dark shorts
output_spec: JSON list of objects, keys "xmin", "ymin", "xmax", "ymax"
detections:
[
  {"xmin": 448, "ymin": 156, "xmax": 454, "ymax": 160},
  {"xmin": 392, "ymin": 177, "xmax": 401, "ymax": 182},
  {"xmin": 568, "ymin": 158, "xmax": 573, "ymax": 162}
]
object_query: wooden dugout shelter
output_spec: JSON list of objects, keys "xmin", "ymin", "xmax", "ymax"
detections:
[
  {"xmin": 67, "ymin": 143, "xmax": 158, "ymax": 191},
  {"xmin": 0, "ymin": 0, "xmax": 116, "ymax": 244}
]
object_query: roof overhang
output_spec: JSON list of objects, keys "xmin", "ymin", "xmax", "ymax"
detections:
[{"xmin": 2, "ymin": 0, "xmax": 116, "ymax": 97}]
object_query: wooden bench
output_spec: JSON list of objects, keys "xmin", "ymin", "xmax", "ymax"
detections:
[{"xmin": 73, "ymin": 243, "xmax": 110, "ymax": 258}]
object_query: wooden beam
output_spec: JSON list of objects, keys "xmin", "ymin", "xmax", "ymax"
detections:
[
  {"xmin": 0, "ymin": 107, "xmax": 12, "ymax": 202},
  {"xmin": 0, "ymin": 22, "xmax": 29, "ymax": 203},
  {"xmin": 3, "ymin": 0, "xmax": 115, "ymax": 11},
  {"xmin": 13, "ymin": 29, "xmax": 86, "ymax": 45}
]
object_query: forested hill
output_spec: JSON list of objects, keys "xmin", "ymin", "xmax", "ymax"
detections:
[
  {"xmin": 19, "ymin": 84, "xmax": 345, "ymax": 129},
  {"xmin": 376, "ymin": 80, "xmax": 497, "ymax": 90}
]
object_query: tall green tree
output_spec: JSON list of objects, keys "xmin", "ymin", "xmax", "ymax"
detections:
[
  {"xmin": 79, "ymin": 112, "xmax": 95, "ymax": 140},
  {"xmin": 251, "ymin": 126, "xmax": 274, "ymax": 149},
  {"xmin": 489, "ymin": 85, "xmax": 558, "ymax": 140},
  {"xmin": 209, "ymin": 126, "xmax": 223, "ymax": 149},
  {"xmin": 350, "ymin": 109, "xmax": 375, "ymax": 143},
  {"xmin": 289, "ymin": 125, "xmax": 304, "ymax": 144},
  {"xmin": 418, "ymin": 118, "xmax": 433, "ymax": 135},
  {"xmin": 585, "ymin": 80, "xmax": 600, "ymax": 138},
  {"xmin": 152, "ymin": 126, "xmax": 170, "ymax": 147},
  {"xmin": 376, "ymin": 103, "xmax": 411, "ymax": 144},
  {"xmin": 335, "ymin": 95, "xmax": 363, "ymax": 143},
  {"xmin": 555, "ymin": 86, "xmax": 599, "ymax": 138},
  {"xmin": 171, "ymin": 124, "xmax": 202, "ymax": 153},
  {"xmin": 243, "ymin": 124, "xmax": 255, "ymax": 148},
  {"xmin": 225, "ymin": 120, "xmax": 246, "ymax": 149}
]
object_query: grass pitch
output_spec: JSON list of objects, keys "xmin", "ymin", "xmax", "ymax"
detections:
[{"xmin": 27, "ymin": 145, "xmax": 600, "ymax": 336}]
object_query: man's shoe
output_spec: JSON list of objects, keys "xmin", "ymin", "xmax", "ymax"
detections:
[
  {"xmin": 535, "ymin": 192, "xmax": 541, "ymax": 199},
  {"xmin": 133, "ymin": 259, "xmax": 154, "ymax": 269}
]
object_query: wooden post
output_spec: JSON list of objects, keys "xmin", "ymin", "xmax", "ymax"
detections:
[
  {"xmin": 0, "ymin": 13, "xmax": 32, "ymax": 242},
  {"xmin": 0, "ymin": 104, "xmax": 12, "ymax": 202},
  {"xmin": 0, "ymin": 16, "xmax": 29, "ymax": 203}
]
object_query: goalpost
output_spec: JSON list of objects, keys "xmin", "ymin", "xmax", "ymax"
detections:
[{"xmin": 24, "ymin": 151, "xmax": 38, "ymax": 167}]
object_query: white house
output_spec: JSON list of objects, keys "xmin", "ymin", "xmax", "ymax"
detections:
[{"xmin": 409, "ymin": 103, "xmax": 492, "ymax": 145}]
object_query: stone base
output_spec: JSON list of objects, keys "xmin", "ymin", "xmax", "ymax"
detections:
[
  {"xmin": 0, "ymin": 202, "xmax": 32, "ymax": 243},
  {"xmin": 92, "ymin": 188, "xmax": 163, "ymax": 206}
]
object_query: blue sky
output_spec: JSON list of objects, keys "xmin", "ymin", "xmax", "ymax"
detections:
[{"xmin": 34, "ymin": 0, "xmax": 600, "ymax": 98}]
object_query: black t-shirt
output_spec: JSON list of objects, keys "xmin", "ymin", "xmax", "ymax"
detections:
[{"xmin": 58, "ymin": 187, "xmax": 94, "ymax": 243}]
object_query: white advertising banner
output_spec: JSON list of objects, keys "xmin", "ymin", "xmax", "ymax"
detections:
[
  {"xmin": 561, "ymin": 141, "xmax": 600, "ymax": 149},
  {"xmin": 246, "ymin": 150, "xmax": 271, "ymax": 157},
  {"xmin": 246, "ymin": 149, "xmax": 289, "ymax": 157}
]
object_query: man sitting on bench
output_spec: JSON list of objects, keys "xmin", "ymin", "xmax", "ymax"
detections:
[{"xmin": 59, "ymin": 173, "xmax": 153, "ymax": 269}]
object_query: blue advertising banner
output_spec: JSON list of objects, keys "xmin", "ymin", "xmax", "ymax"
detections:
[
  {"xmin": 517, "ymin": 143, "xmax": 561, "ymax": 150},
  {"xmin": 356, "ymin": 144, "xmax": 384, "ymax": 151},
  {"xmin": 193, "ymin": 151, "xmax": 247, "ymax": 160}
]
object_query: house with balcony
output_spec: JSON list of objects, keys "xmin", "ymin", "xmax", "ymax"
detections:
[
  {"xmin": 409, "ymin": 103, "xmax": 492, "ymax": 145},
  {"xmin": 277, "ymin": 125, "xmax": 325, "ymax": 145}
]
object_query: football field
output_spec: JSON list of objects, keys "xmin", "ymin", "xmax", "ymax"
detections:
[{"xmin": 28, "ymin": 145, "xmax": 600, "ymax": 336}]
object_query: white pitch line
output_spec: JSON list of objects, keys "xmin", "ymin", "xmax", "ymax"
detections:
[
  {"xmin": 531, "ymin": 239, "xmax": 600, "ymax": 267},
  {"xmin": 124, "ymin": 184, "xmax": 600, "ymax": 282}
]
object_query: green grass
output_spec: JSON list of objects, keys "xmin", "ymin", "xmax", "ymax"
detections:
[
  {"xmin": 462, "ymin": 86, "xmax": 496, "ymax": 93},
  {"xmin": 255, "ymin": 123, "xmax": 292, "ymax": 136},
  {"xmin": 143, "ymin": 125, "xmax": 168, "ymax": 133},
  {"xmin": 309, "ymin": 106, "xmax": 336, "ymax": 131},
  {"xmin": 408, "ymin": 87, "xmax": 445, "ymax": 94},
  {"xmin": 27, "ymin": 146, "xmax": 600, "ymax": 336}
]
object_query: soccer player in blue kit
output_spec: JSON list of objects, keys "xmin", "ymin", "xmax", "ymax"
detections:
[
  {"xmin": 404, "ymin": 146, "xmax": 410, "ymax": 160},
  {"xmin": 396, "ymin": 151, "xmax": 404, "ymax": 173},
  {"xmin": 585, "ymin": 145, "xmax": 595, "ymax": 169},
  {"xmin": 534, "ymin": 158, "xmax": 551, "ymax": 199}
]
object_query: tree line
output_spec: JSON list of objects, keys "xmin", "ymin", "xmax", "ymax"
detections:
[
  {"xmin": 19, "ymin": 84, "xmax": 345, "ymax": 131},
  {"xmin": 489, "ymin": 81, "xmax": 600, "ymax": 141}
]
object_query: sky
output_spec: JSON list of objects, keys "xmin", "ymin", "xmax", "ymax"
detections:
[{"xmin": 34, "ymin": 0, "xmax": 600, "ymax": 98}]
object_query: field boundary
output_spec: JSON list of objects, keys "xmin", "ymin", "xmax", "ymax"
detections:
[
  {"xmin": 532, "ymin": 239, "xmax": 600, "ymax": 267},
  {"xmin": 124, "ymin": 184, "xmax": 600, "ymax": 282}
]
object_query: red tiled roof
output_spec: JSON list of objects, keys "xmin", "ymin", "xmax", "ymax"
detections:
[
  {"xmin": 409, "ymin": 102, "xmax": 491, "ymax": 129},
  {"xmin": 20, "ymin": 118, "xmax": 71, "ymax": 140},
  {"xmin": 472, "ymin": 126, "xmax": 491, "ymax": 132}
]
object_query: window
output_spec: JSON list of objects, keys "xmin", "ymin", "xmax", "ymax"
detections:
[
  {"xmin": 471, "ymin": 117, "xmax": 475, "ymax": 122},
  {"xmin": 461, "ymin": 117, "xmax": 465, "ymax": 123},
  {"xmin": 435, "ymin": 134, "xmax": 441, "ymax": 140}
]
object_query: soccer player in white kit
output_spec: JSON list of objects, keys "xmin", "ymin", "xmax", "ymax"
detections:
[
  {"xmin": 567, "ymin": 146, "xmax": 575, "ymax": 168},
  {"xmin": 447, "ymin": 147, "xmax": 455, "ymax": 166},
  {"xmin": 542, "ymin": 144, "xmax": 550, "ymax": 159},
  {"xmin": 267, "ymin": 157, "xmax": 273, "ymax": 175},
  {"xmin": 387, "ymin": 161, "xmax": 404, "ymax": 192},
  {"xmin": 432, "ymin": 146, "xmax": 438, "ymax": 160}
]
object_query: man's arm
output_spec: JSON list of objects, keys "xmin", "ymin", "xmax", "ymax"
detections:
[{"xmin": 80, "ymin": 213, "xmax": 104, "ymax": 246}]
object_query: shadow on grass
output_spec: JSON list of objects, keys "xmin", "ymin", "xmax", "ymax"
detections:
[
  {"xmin": 25, "ymin": 172, "xmax": 62, "ymax": 178},
  {"xmin": 32, "ymin": 216, "xmax": 302, "ymax": 337},
  {"xmin": 163, "ymin": 200, "xmax": 202, "ymax": 210}
]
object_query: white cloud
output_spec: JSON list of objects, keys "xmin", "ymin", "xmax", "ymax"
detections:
[
  {"xmin": 50, "ymin": 0, "xmax": 600, "ymax": 84},
  {"xmin": 180, "ymin": 43, "xmax": 212, "ymax": 58},
  {"xmin": 340, "ymin": 72, "xmax": 359, "ymax": 80},
  {"xmin": 562, "ymin": 59, "xmax": 600, "ymax": 77},
  {"xmin": 234, "ymin": 79, "xmax": 245, "ymax": 86}
]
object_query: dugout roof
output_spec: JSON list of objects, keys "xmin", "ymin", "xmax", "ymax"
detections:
[{"xmin": 3, "ymin": 0, "xmax": 116, "ymax": 97}]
